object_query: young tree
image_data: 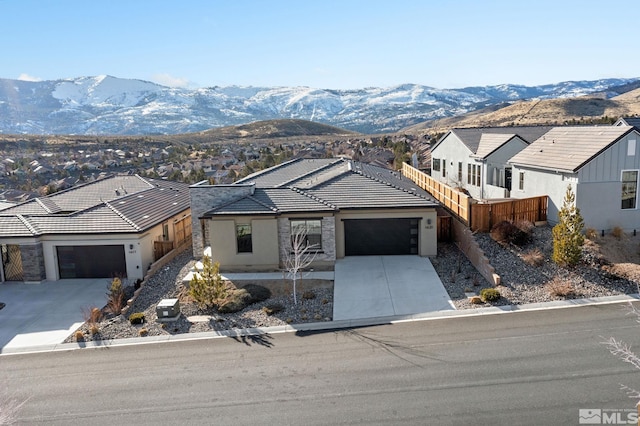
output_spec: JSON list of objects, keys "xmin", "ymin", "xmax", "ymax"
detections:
[
  {"xmin": 283, "ymin": 224, "xmax": 318, "ymax": 305},
  {"xmin": 552, "ymin": 185, "xmax": 584, "ymax": 267},
  {"xmin": 189, "ymin": 256, "xmax": 227, "ymax": 309}
]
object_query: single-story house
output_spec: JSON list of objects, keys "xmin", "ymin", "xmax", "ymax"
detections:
[
  {"xmin": 0, "ymin": 174, "xmax": 191, "ymax": 283},
  {"xmin": 509, "ymin": 125, "xmax": 640, "ymax": 232},
  {"xmin": 189, "ymin": 158, "xmax": 439, "ymax": 272},
  {"xmin": 430, "ymin": 126, "xmax": 552, "ymax": 199}
]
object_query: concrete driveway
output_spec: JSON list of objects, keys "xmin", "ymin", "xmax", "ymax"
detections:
[
  {"xmin": 0, "ymin": 279, "xmax": 109, "ymax": 352},
  {"xmin": 333, "ymin": 256, "xmax": 455, "ymax": 321}
]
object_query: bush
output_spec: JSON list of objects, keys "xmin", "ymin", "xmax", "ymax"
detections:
[
  {"xmin": 611, "ymin": 226, "xmax": 624, "ymax": 240},
  {"xmin": 75, "ymin": 330, "xmax": 85, "ymax": 341},
  {"xmin": 82, "ymin": 306, "xmax": 103, "ymax": 326},
  {"xmin": 521, "ymin": 248, "xmax": 544, "ymax": 267},
  {"xmin": 128, "ymin": 312, "xmax": 145, "ymax": 325},
  {"xmin": 480, "ymin": 288, "xmax": 501, "ymax": 302},
  {"xmin": 241, "ymin": 284, "xmax": 271, "ymax": 304},
  {"xmin": 302, "ymin": 290, "xmax": 316, "ymax": 300},
  {"xmin": 217, "ymin": 289, "xmax": 251, "ymax": 314},
  {"xmin": 545, "ymin": 277, "xmax": 575, "ymax": 297},
  {"xmin": 585, "ymin": 228, "xmax": 598, "ymax": 240},
  {"xmin": 189, "ymin": 256, "xmax": 227, "ymax": 309},
  {"xmin": 490, "ymin": 220, "xmax": 530, "ymax": 246},
  {"xmin": 105, "ymin": 277, "xmax": 125, "ymax": 315},
  {"xmin": 262, "ymin": 303, "xmax": 284, "ymax": 316}
]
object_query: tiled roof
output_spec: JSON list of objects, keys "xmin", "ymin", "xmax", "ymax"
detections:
[
  {"xmin": 438, "ymin": 126, "xmax": 553, "ymax": 154},
  {"xmin": 619, "ymin": 117, "xmax": 640, "ymax": 128},
  {"xmin": 509, "ymin": 126, "xmax": 637, "ymax": 172},
  {"xmin": 205, "ymin": 158, "xmax": 437, "ymax": 216},
  {"xmin": 474, "ymin": 134, "xmax": 517, "ymax": 159},
  {"xmin": 0, "ymin": 175, "xmax": 190, "ymax": 237},
  {"xmin": 235, "ymin": 158, "xmax": 341, "ymax": 188}
]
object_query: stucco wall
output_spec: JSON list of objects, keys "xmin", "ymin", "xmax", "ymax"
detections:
[
  {"xmin": 208, "ymin": 217, "xmax": 280, "ymax": 271},
  {"xmin": 335, "ymin": 208, "xmax": 437, "ymax": 258},
  {"xmin": 278, "ymin": 215, "xmax": 336, "ymax": 270}
]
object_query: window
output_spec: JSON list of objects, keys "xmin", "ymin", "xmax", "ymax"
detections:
[
  {"xmin": 622, "ymin": 170, "xmax": 638, "ymax": 209},
  {"xmin": 475, "ymin": 164, "xmax": 481, "ymax": 187},
  {"xmin": 442, "ymin": 159, "xmax": 446, "ymax": 178},
  {"xmin": 519, "ymin": 172, "xmax": 525, "ymax": 191},
  {"xmin": 467, "ymin": 164, "xmax": 472, "ymax": 185},
  {"xmin": 162, "ymin": 222, "xmax": 169, "ymax": 241},
  {"xmin": 628, "ymin": 139, "xmax": 637, "ymax": 156},
  {"xmin": 458, "ymin": 162, "xmax": 463, "ymax": 182},
  {"xmin": 432, "ymin": 158, "xmax": 440, "ymax": 172},
  {"xmin": 236, "ymin": 223, "xmax": 252, "ymax": 253},
  {"xmin": 290, "ymin": 219, "xmax": 322, "ymax": 249}
]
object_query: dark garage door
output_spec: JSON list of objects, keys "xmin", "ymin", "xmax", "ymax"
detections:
[
  {"xmin": 344, "ymin": 218, "xmax": 419, "ymax": 256},
  {"xmin": 57, "ymin": 245, "xmax": 127, "ymax": 279}
]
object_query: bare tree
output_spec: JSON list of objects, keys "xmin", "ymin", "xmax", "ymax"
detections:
[
  {"xmin": 602, "ymin": 300, "xmax": 640, "ymax": 405},
  {"xmin": 283, "ymin": 224, "xmax": 318, "ymax": 305}
]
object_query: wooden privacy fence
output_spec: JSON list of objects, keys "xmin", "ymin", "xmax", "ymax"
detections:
[
  {"xmin": 470, "ymin": 196, "xmax": 548, "ymax": 232},
  {"xmin": 402, "ymin": 163, "xmax": 471, "ymax": 224}
]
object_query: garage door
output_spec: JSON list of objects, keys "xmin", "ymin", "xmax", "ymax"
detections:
[
  {"xmin": 344, "ymin": 218, "xmax": 419, "ymax": 256},
  {"xmin": 57, "ymin": 245, "xmax": 127, "ymax": 279}
]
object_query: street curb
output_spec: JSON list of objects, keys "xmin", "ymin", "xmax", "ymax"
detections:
[{"xmin": 3, "ymin": 293, "xmax": 639, "ymax": 356}]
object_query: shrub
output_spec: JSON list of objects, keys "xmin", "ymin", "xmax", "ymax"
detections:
[
  {"xmin": 89, "ymin": 324, "xmax": 100, "ymax": 335},
  {"xmin": 128, "ymin": 312, "xmax": 145, "ymax": 325},
  {"xmin": 545, "ymin": 277, "xmax": 575, "ymax": 297},
  {"xmin": 105, "ymin": 277, "xmax": 125, "ymax": 315},
  {"xmin": 75, "ymin": 330, "xmax": 85, "ymax": 341},
  {"xmin": 139, "ymin": 328, "xmax": 148, "ymax": 336},
  {"xmin": 82, "ymin": 306, "xmax": 103, "ymax": 326},
  {"xmin": 552, "ymin": 185, "xmax": 584, "ymax": 267},
  {"xmin": 262, "ymin": 303, "xmax": 284, "ymax": 316},
  {"xmin": 490, "ymin": 220, "xmax": 530, "ymax": 246},
  {"xmin": 611, "ymin": 226, "xmax": 624, "ymax": 240},
  {"xmin": 521, "ymin": 248, "xmax": 545, "ymax": 267},
  {"xmin": 302, "ymin": 290, "xmax": 316, "ymax": 300},
  {"xmin": 218, "ymin": 288, "xmax": 251, "ymax": 313},
  {"xmin": 514, "ymin": 220, "xmax": 535, "ymax": 235},
  {"xmin": 189, "ymin": 256, "xmax": 227, "ymax": 309},
  {"xmin": 585, "ymin": 228, "xmax": 598, "ymax": 240},
  {"xmin": 241, "ymin": 284, "xmax": 271, "ymax": 304},
  {"xmin": 480, "ymin": 288, "xmax": 501, "ymax": 302}
]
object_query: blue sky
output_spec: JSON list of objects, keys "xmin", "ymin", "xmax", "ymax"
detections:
[{"xmin": 1, "ymin": 0, "xmax": 637, "ymax": 90}]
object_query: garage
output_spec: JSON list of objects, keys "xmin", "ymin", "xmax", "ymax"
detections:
[
  {"xmin": 57, "ymin": 245, "xmax": 127, "ymax": 279},
  {"xmin": 344, "ymin": 218, "xmax": 419, "ymax": 256}
]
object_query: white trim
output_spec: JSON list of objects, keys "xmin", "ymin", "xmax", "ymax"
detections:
[{"xmin": 621, "ymin": 169, "xmax": 639, "ymax": 210}]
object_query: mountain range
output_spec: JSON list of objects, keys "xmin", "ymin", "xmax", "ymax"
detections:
[{"xmin": 0, "ymin": 75, "xmax": 638, "ymax": 136}]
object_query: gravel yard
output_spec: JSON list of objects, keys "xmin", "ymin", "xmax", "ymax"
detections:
[{"xmin": 66, "ymin": 224, "xmax": 640, "ymax": 343}]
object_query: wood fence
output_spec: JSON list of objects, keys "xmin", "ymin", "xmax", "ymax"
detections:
[
  {"xmin": 470, "ymin": 196, "xmax": 548, "ymax": 232},
  {"xmin": 402, "ymin": 163, "xmax": 471, "ymax": 224},
  {"xmin": 402, "ymin": 163, "xmax": 547, "ymax": 233}
]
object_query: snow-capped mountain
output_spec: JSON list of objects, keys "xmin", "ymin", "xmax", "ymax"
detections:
[{"xmin": 0, "ymin": 75, "xmax": 636, "ymax": 135}]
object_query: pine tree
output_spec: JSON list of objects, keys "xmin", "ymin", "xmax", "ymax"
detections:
[
  {"xmin": 552, "ymin": 185, "xmax": 585, "ymax": 267},
  {"xmin": 189, "ymin": 256, "xmax": 227, "ymax": 308}
]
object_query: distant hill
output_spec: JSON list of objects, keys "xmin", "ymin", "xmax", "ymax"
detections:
[
  {"xmin": 405, "ymin": 87, "xmax": 640, "ymax": 135},
  {"xmin": 1, "ymin": 75, "xmax": 638, "ymax": 135}
]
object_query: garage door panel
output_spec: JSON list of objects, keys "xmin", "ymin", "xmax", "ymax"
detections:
[
  {"xmin": 344, "ymin": 218, "xmax": 418, "ymax": 256},
  {"xmin": 57, "ymin": 245, "xmax": 126, "ymax": 279}
]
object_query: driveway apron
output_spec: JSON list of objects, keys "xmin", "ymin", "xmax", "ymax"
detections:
[{"xmin": 333, "ymin": 256, "xmax": 455, "ymax": 321}]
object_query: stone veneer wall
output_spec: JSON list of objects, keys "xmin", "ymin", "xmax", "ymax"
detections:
[
  {"xmin": 21, "ymin": 242, "xmax": 46, "ymax": 282},
  {"xmin": 278, "ymin": 216, "xmax": 336, "ymax": 269},
  {"xmin": 189, "ymin": 183, "xmax": 255, "ymax": 258}
]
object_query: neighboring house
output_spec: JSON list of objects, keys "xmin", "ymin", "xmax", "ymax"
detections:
[
  {"xmin": 0, "ymin": 175, "xmax": 191, "ymax": 283},
  {"xmin": 189, "ymin": 158, "xmax": 439, "ymax": 272},
  {"xmin": 430, "ymin": 127, "xmax": 553, "ymax": 199},
  {"xmin": 509, "ymin": 125, "xmax": 640, "ymax": 231},
  {"xmin": 615, "ymin": 116, "xmax": 640, "ymax": 128}
]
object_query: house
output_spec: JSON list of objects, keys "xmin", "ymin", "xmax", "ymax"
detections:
[
  {"xmin": 430, "ymin": 127, "xmax": 553, "ymax": 199},
  {"xmin": 189, "ymin": 158, "xmax": 439, "ymax": 272},
  {"xmin": 615, "ymin": 117, "xmax": 640, "ymax": 128},
  {"xmin": 509, "ymin": 125, "xmax": 640, "ymax": 231},
  {"xmin": 0, "ymin": 174, "xmax": 191, "ymax": 283}
]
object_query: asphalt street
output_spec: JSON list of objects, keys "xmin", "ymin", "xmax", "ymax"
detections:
[{"xmin": 2, "ymin": 303, "xmax": 639, "ymax": 425}]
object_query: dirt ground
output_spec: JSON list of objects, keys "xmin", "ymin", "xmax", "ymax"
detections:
[{"xmin": 584, "ymin": 232, "xmax": 640, "ymax": 283}]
